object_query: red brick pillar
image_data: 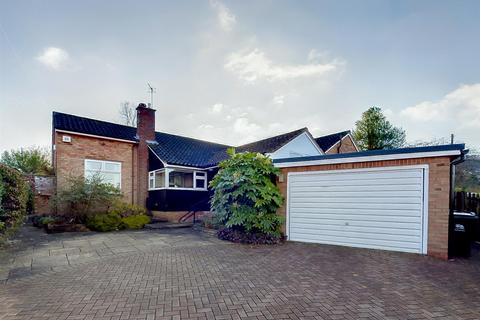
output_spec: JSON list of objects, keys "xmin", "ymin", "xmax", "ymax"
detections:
[{"xmin": 136, "ymin": 103, "xmax": 156, "ymax": 207}]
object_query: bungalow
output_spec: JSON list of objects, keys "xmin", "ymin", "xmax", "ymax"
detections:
[
  {"xmin": 52, "ymin": 103, "xmax": 357, "ymax": 221},
  {"xmin": 52, "ymin": 103, "xmax": 468, "ymax": 259}
]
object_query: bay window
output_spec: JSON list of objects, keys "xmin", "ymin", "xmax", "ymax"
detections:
[{"xmin": 148, "ymin": 168, "xmax": 207, "ymax": 191}]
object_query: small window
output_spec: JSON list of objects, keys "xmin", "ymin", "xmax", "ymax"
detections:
[
  {"xmin": 149, "ymin": 170, "xmax": 166, "ymax": 189},
  {"xmin": 149, "ymin": 172, "xmax": 154, "ymax": 189},
  {"xmin": 194, "ymin": 171, "xmax": 207, "ymax": 190},
  {"xmin": 85, "ymin": 159, "xmax": 121, "ymax": 189}
]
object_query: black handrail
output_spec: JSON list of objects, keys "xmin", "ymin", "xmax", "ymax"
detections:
[{"xmin": 179, "ymin": 198, "xmax": 210, "ymax": 223}]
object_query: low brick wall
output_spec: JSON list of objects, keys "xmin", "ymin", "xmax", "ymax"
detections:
[
  {"xmin": 276, "ymin": 156, "xmax": 452, "ymax": 260},
  {"xmin": 152, "ymin": 210, "xmax": 211, "ymax": 223}
]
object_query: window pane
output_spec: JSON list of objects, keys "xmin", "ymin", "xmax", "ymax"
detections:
[
  {"xmin": 196, "ymin": 171, "xmax": 206, "ymax": 177},
  {"xmin": 169, "ymin": 171, "xmax": 193, "ymax": 188},
  {"xmin": 85, "ymin": 161, "xmax": 102, "ymax": 171},
  {"xmin": 85, "ymin": 160, "xmax": 121, "ymax": 189},
  {"xmin": 155, "ymin": 171, "xmax": 165, "ymax": 188},
  {"xmin": 105, "ymin": 162, "xmax": 121, "ymax": 172},
  {"xmin": 149, "ymin": 177, "xmax": 154, "ymax": 189},
  {"xmin": 195, "ymin": 178, "xmax": 205, "ymax": 189},
  {"xmin": 84, "ymin": 170, "xmax": 95, "ymax": 179},
  {"xmin": 101, "ymin": 172, "xmax": 121, "ymax": 188}
]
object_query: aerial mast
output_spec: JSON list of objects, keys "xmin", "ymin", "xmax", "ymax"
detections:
[{"xmin": 147, "ymin": 82, "xmax": 156, "ymax": 108}]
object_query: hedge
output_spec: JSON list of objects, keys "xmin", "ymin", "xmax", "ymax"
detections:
[{"xmin": 0, "ymin": 164, "xmax": 30, "ymax": 242}]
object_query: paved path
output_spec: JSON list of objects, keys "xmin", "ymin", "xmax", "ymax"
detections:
[
  {"xmin": 0, "ymin": 226, "xmax": 221, "ymax": 281},
  {"xmin": 1, "ymin": 226, "xmax": 480, "ymax": 319}
]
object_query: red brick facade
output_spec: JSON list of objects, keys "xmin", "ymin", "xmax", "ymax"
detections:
[
  {"xmin": 53, "ymin": 132, "xmax": 138, "ymax": 204},
  {"xmin": 325, "ymin": 135, "xmax": 358, "ymax": 154},
  {"xmin": 276, "ymin": 156, "xmax": 453, "ymax": 260},
  {"xmin": 53, "ymin": 104, "xmax": 157, "ymax": 208}
]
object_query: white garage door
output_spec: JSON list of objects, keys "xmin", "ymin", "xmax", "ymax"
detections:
[{"xmin": 287, "ymin": 167, "xmax": 428, "ymax": 254}]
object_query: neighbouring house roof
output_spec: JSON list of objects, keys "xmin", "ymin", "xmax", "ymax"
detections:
[
  {"xmin": 314, "ymin": 130, "xmax": 351, "ymax": 152},
  {"xmin": 236, "ymin": 128, "xmax": 309, "ymax": 154},
  {"xmin": 53, "ymin": 112, "xmax": 231, "ymax": 168}
]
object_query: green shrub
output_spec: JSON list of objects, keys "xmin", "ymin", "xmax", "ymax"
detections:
[
  {"xmin": 109, "ymin": 201, "xmax": 146, "ymax": 218},
  {"xmin": 86, "ymin": 212, "xmax": 121, "ymax": 232},
  {"xmin": 210, "ymin": 149, "xmax": 284, "ymax": 236},
  {"xmin": 52, "ymin": 175, "xmax": 122, "ymax": 223},
  {"xmin": 120, "ymin": 215, "xmax": 150, "ymax": 230},
  {"xmin": 0, "ymin": 146, "xmax": 53, "ymax": 175},
  {"xmin": 0, "ymin": 164, "xmax": 30, "ymax": 242},
  {"xmin": 39, "ymin": 216, "xmax": 57, "ymax": 225}
]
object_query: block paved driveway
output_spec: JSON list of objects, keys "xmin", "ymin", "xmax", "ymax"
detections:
[{"xmin": 1, "ymin": 226, "xmax": 480, "ymax": 320}]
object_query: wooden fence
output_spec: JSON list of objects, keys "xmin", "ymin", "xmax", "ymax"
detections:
[{"xmin": 454, "ymin": 192, "xmax": 480, "ymax": 214}]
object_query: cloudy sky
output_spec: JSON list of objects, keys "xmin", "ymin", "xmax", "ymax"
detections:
[{"xmin": 1, "ymin": 0, "xmax": 479, "ymax": 152}]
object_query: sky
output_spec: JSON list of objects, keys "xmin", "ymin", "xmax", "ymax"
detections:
[{"xmin": 1, "ymin": 0, "xmax": 479, "ymax": 153}]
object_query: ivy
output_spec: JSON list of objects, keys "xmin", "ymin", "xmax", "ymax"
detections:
[{"xmin": 210, "ymin": 149, "xmax": 284, "ymax": 236}]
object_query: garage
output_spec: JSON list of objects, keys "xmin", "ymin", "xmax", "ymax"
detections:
[
  {"xmin": 274, "ymin": 144, "xmax": 467, "ymax": 259},
  {"xmin": 287, "ymin": 167, "xmax": 427, "ymax": 254}
]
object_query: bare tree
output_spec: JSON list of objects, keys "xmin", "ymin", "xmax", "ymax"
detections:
[{"xmin": 119, "ymin": 101, "xmax": 137, "ymax": 127}]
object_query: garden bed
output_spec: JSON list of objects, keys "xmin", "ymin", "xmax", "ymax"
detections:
[{"xmin": 217, "ymin": 228, "xmax": 283, "ymax": 245}]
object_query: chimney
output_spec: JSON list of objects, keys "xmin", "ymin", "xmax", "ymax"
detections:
[{"xmin": 136, "ymin": 103, "xmax": 156, "ymax": 207}]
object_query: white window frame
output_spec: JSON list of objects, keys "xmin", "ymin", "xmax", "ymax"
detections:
[
  {"xmin": 148, "ymin": 168, "xmax": 207, "ymax": 191},
  {"xmin": 149, "ymin": 169, "xmax": 167, "ymax": 190},
  {"xmin": 84, "ymin": 159, "xmax": 122, "ymax": 189},
  {"xmin": 194, "ymin": 171, "xmax": 207, "ymax": 189}
]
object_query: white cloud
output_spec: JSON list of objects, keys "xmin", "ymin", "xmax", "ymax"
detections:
[
  {"xmin": 36, "ymin": 47, "xmax": 70, "ymax": 70},
  {"xmin": 224, "ymin": 49, "xmax": 341, "ymax": 83},
  {"xmin": 233, "ymin": 117, "xmax": 261, "ymax": 142},
  {"xmin": 307, "ymin": 49, "xmax": 330, "ymax": 62},
  {"xmin": 401, "ymin": 83, "xmax": 480, "ymax": 128},
  {"xmin": 272, "ymin": 95, "xmax": 285, "ymax": 105},
  {"xmin": 210, "ymin": 0, "xmax": 236, "ymax": 32},
  {"xmin": 210, "ymin": 103, "xmax": 224, "ymax": 113}
]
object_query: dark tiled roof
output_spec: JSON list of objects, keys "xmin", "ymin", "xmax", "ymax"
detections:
[
  {"xmin": 149, "ymin": 132, "xmax": 231, "ymax": 168},
  {"xmin": 273, "ymin": 144, "xmax": 466, "ymax": 164},
  {"xmin": 53, "ymin": 111, "xmax": 231, "ymax": 168},
  {"xmin": 53, "ymin": 112, "xmax": 357, "ymax": 168},
  {"xmin": 236, "ymin": 128, "xmax": 308, "ymax": 154},
  {"xmin": 315, "ymin": 130, "xmax": 351, "ymax": 151},
  {"xmin": 53, "ymin": 111, "xmax": 137, "ymax": 141}
]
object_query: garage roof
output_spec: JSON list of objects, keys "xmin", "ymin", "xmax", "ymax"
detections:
[{"xmin": 273, "ymin": 144, "xmax": 467, "ymax": 167}]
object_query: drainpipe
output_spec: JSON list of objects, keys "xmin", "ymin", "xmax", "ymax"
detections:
[{"xmin": 448, "ymin": 149, "xmax": 468, "ymax": 259}]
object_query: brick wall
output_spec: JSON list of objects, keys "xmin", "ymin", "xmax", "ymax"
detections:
[
  {"xmin": 325, "ymin": 135, "xmax": 358, "ymax": 154},
  {"xmin": 276, "ymin": 156, "xmax": 452, "ymax": 259},
  {"xmin": 54, "ymin": 132, "xmax": 138, "ymax": 204},
  {"xmin": 33, "ymin": 175, "xmax": 55, "ymax": 215},
  {"xmin": 136, "ymin": 105, "xmax": 156, "ymax": 207}
]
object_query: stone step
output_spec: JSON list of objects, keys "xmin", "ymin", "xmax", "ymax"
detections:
[
  {"xmin": 144, "ymin": 222, "xmax": 193, "ymax": 230},
  {"xmin": 150, "ymin": 217, "xmax": 169, "ymax": 224}
]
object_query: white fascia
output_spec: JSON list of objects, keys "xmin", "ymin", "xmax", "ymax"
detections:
[{"xmin": 274, "ymin": 150, "xmax": 461, "ymax": 168}]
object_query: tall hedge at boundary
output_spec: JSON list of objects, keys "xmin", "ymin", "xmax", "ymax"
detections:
[{"xmin": 0, "ymin": 164, "xmax": 30, "ymax": 241}]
